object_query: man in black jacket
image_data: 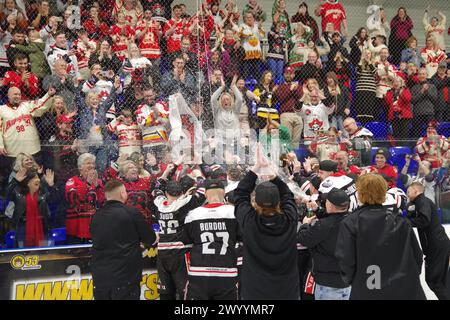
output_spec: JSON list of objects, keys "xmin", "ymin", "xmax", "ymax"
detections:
[
  {"xmin": 298, "ymin": 188, "xmax": 351, "ymax": 300},
  {"xmin": 90, "ymin": 180, "xmax": 158, "ymax": 300},
  {"xmin": 234, "ymin": 144, "xmax": 300, "ymax": 300},
  {"xmin": 407, "ymin": 182, "xmax": 450, "ymax": 300}
]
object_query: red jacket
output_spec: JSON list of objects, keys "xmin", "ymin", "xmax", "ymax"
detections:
[
  {"xmin": 274, "ymin": 82, "xmax": 303, "ymax": 113},
  {"xmin": 65, "ymin": 176, "xmax": 105, "ymax": 239},
  {"xmin": 368, "ymin": 164, "xmax": 398, "ymax": 188},
  {"xmin": 384, "ymin": 88, "xmax": 413, "ymax": 121},
  {"xmin": 3, "ymin": 70, "xmax": 39, "ymax": 100}
]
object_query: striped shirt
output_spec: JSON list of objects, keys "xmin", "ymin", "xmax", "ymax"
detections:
[{"xmin": 356, "ymin": 64, "xmax": 377, "ymax": 93}]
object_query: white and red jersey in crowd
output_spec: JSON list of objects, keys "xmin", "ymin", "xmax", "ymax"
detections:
[
  {"xmin": 299, "ymin": 102, "xmax": 335, "ymax": 145},
  {"xmin": 65, "ymin": 175, "xmax": 105, "ymax": 239},
  {"xmin": 2, "ymin": 70, "xmax": 39, "ymax": 99},
  {"xmin": 111, "ymin": 23, "xmax": 136, "ymax": 40},
  {"xmin": 420, "ymin": 47, "xmax": 447, "ymax": 78},
  {"xmin": 0, "ymin": 34, "xmax": 10, "ymax": 68},
  {"xmin": 122, "ymin": 57, "xmax": 152, "ymax": 86},
  {"xmin": 113, "ymin": 0, "xmax": 143, "ymax": 27},
  {"xmin": 82, "ymin": 78, "xmax": 114, "ymax": 100},
  {"xmin": 0, "ymin": 93, "xmax": 53, "ymax": 157},
  {"xmin": 135, "ymin": 18, "xmax": 162, "ymax": 60},
  {"xmin": 107, "ymin": 118, "xmax": 142, "ymax": 156},
  {"xmin": 416, "ymin": 135, "xmax": 449, "ymax": 168},
  {"xmin": 376, "ymin": 61, "xmax": 403, "ymax": 98},
  {"xmin": 163, "ymin": 18, "xmax": 190, "ymax": 54},
  {"xmin": 136, "ymin": 101, "xmax": 170, "ymax": 147},
  {"xmin": 73, "ymin": 38, "xmax": 98, "ymax": 70},
  {"xmin": 188, "ymin": 15, "xmax": 214, "ymax": 66},
  {"xmin": 318, "ymin": 0, "xmax": 347, "ymax": 33},
  {"xmin": 47, "ymin": 44, "xmax": 79, "ymax": 76},
  {"xmin": 237, "ymin": 22, "xmax": 264, "ymax": 60}
]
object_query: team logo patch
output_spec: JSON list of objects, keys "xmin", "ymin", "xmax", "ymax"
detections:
[{"xmin": 321, "ymin": 180, "xmax": 333, "ymax": 188}]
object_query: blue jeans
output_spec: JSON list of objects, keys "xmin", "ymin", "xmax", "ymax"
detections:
[
  {"xmin": 314, "ymin": 284, "xmax": 351, "ymax": 300},
  {"xmin": 330, "ymin": 115, "xmax": 345, "ymax": 131},
  {"xmin": 267, "ymin": 58, "xmax": 284, "ymax": 84}
]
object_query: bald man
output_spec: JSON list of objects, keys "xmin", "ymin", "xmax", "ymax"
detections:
[
  {"xmin": 335, "ymin": 151, "xmax": 361, "ymax": 175},
  {"xmin": 341, "ymin": 117, "xmax": 373, "ymax": 167},
  {"xmin": 407, "ymin": 182, "xmax": 450, "ymax": 300},
  {"xmin": 90, "ymin": 179, "xmax": 158, "ymax": 300},
  {"xmin": 0, "ymin": 86, "xmax": 55, "ymax": 159}
]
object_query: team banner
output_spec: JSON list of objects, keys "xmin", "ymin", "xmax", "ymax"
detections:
[{"xmin": 0, "ymin": 245, "xmax": 159, "ymax": 300}]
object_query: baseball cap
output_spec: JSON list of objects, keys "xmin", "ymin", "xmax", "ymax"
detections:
[
  {"xmin": 255, "ymin": 181, "xmax": 280, "ymax": 208},
  {"xmin": 319, "ymin": 160, "xmax": 338, "ymax": 172},
  {"xmin": 205, "ymin": 179, "xmax": 225, "ymax": 191},
  {"xmin": 56, "ymin": 114, "xmax": 73, "ymax": 125},
  {"xmin": 326, "ymin": 188, "xmax": 350, "ymax": 207},
  {"xmin": 284, "ymin": 66, "xmax": 295, "ymax": 73},
  {"xmin": 375, "ymin": 148, "xmax": 390, "ymax": 160}
]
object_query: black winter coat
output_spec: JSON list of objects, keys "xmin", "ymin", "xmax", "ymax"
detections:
[
  {"xmin": 336, "ymin": 205, "xmax": 426, "ymax": 300},
  {"xmin": 234, "ymin": 171, "xmax": 300, "ymax": 300},
  {"xmin": 298, "ymin": 212, "xmax": 348, "ymax": 288}
]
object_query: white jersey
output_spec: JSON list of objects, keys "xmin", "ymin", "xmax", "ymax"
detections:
[
  {"xmin": 319, "ymin": 174, "xmax": 358, "ymax": 212},
  {"xmin": 0, "ymin": 94, "xmax": 53, "ymax": 157},
  {"xmin": 299, "ymin": 103, "xmax": 334, "ymax": 145},
  {"xmin": 354, "ymin": 187, "xmax": 407, "ymax": 214},
  {"xmin": 47, "ymin": 45, "xmax": 79, "ymax": 76}
]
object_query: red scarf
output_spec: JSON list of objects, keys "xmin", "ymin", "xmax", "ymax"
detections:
[{"xmin": 25, "ymin": 193, "xmax": 44, "ymax": 247}]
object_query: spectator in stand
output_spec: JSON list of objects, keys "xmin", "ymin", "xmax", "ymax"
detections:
[
  {"xmin": 405, "ymin": 62, "xmax": 420, "ymax": 88},
  {"xmin": 65, "ymin": 153, "xmax": 105, "ymax": 244},
  {"xmin": 291, "ymin": 2, "xmax": 319, "ymax": 43},
  {"xmin": 47, "ymin": 30, "xmax": 79, "ymax": 78},
  {"xmin": 88, "ymin": 38, "xmax": 122, "ymax": 74},
  {"xmin": 75, "ymin": 78, "xmax": 120, "ymax": 173},
  {"xmin": 296, "ymin": 50, "xmax": 324, "ymax": 85},
  {"xmin": 135, "ymin": 7, "xmax": 163, "ymax": 69},
  {"xmin": 416, "ymin": 121, "xmax": 449, "ymax": 170},
  {"xmin": 401, "ymin": 36, "xmax": 423, "ymax": 68},
  {"xmin": 201, "ymin": 68, "xmax": 222, "ymax": 131},
  {"xmin": 273, "ymin": 66, "xmax": 303, "ymax": 150},
  {"xmin": 11, "ymin": 29, "xmax": 50, "ymax": 81},
  {"xmin": 259, "ymin": 116, "xmax": 292, "ymax": 160},
  {"xmin": 160, "ymin": 55, "xmax": 197, "ymax": 98},
  {"xmin": 299, "ymin": 88, "xmax": 334, "ymax": 146},
  {"xmin": 83, "ymin": 5, "xmax": 109, "ymax": 40},
  {"xmin": 411, "ymin": 68, "xmax": 437, "ymax": 138},
  {"xmin": 242, "ymin": 0, "xmax": 266, "ymax": 24},
  {"xmin": 272, "ymin": 0, "xmax": 290, "ymax": 38},
  {"xmin": 349, "ymin": 27, "xmax": 369, "ymax": 66},
  {"xmin": 235, "ymin": 11, "xmax": 264, "ymax": 80},
  {"xmin": 1, "ymin": 53, "xmax": 39, "ymax": 100},
  {"xmin": 266, "ymin": 21, "xmax": 287, "ymax": 85},
  {"xmin": 72, "ymin": 29, "xmax": 98, "ymax": 81},
  {"xmin": 326, "ymin": 52, "xmax": 351, "ymax": 91},
  {"xmin": 388, "ymin": 7, "xmax": 414, "ymax": 66},
  {"xmin": 288, "ymin": 22, "xmax": 312, "ymax": 71},
  {"xmin": 341, "ymin": 117, "xmax": 373, "ymax": 167},
  {"xmin": 129, "ymin": 151, "xmax": 150, "ymax": 178},
  {"xmin": 110, "ymin": 11, "xmax": 135, "ymax": 62},
  {"xmin": 300, "ymin": 78, "xmax": 324, "ymax": 105},
  {"xmin": 423, "ymin": 7, "xmax": 446, "ymax": 51},
  {"xmin": 431, "ymin": 62, "xmax": 450, "ymax": 122},
  {"xmin": 42, "ymin": 58, "xmax": 78, "ymax": 111},
  {"xmin": 36, "ymin": 95, "xmax": 74, "ymax": 142},
  {"xmin": 7, "ymin": 168, "xmax": 57, "ymax": 248},
  {"xmin": 375, "ymin": 48, "xmax": 402, "ymax": 114},
  {"xmin": 6, "ymin": 27, "xmax": 27, "ymax": 68},
  {"xmin": 174, "ymin": 37, "xmax": 199, "ymax": 78},
  {"xmin": 135, "ymin": 85, "xmax": 170, "ymax": 163},
  {"xmin": 206, "ymin": 48, "xmax": 231, "ymax": 85},
  {"xmin": 354, "ymin": 49, "xmax": 377, "ymax": 124},
  {"xmin": 0, "ymin": 86, "xmax": 56, "ymax": 164},
  {"xmin": 314, "ymin": 0, "xmax": 348, "ymax": 40},
  {"xmin": 235, "ymin": 77, "xmax": 251, "ymax": 152},
  {"xmin": 368, "ymin": 34, "xmax": 387, "ymax": 63},
  {"xmin": 384, "ymin": 76, "xmax": 412, "ymax": 140},
  {"xmin": 335, "ymin": 150, "xmax": 361, "ymax": 176},
  {"xmin": 112, "ymin": 0, "xmax": 143, "ymax": 27},
  {"xmin": 401, "ymin": 155, "xmax": 436, "ymax": 203},
  {"xmin": 0, "ymin": 0, "xmax": 26, "ymax": 24},
  {"xmin": 30, "ymin": 0, "xmax": 50, "ymax": 30},
  {"xmin": 249, "ymin": 70, "xmax": 278, "ymax": 129},
  {"xmin": 163, "ymin": 5, "xmax": 189, "ymax": 61},
  {"xmin": 365, "ymin": 148, "xmax": 398, "ymax": 189},
  {"xmin": 421, "ymin": 35, "xmax": 446, "ymax": 79},
  {"xmin": 59, "ymin": 8, "xmax": 78, "ymax": 42},
  {"xmin": 323, "ymin": 71, "xmax": 350, "ymax": 132},
  {"xmin": 308, "ymin": 127, "xmax": 342, "ymax": 162},
  {"xmin": 122, "ymin": 44, "xmax": 153, "ymax": 89},
  {"xmin": 328, "ymin": 31, "xmax": 349, "ymax": 62},
  {"xmin": 107, "ymin": 108, "xmax": 142, "ymax": 157},
  {"xmin": 0, "ymin": 15, "xmax": 17, "ymax": 73},
  {"xmin": 221, "ymin": 28, "xmax": 244, "ymax": 78},
  {"xmin": 336, "ymin": 173, "xmax": 425, "ymax": 300},
  {"xmin": 368, "ymin": 7, "xmax": 390, "ymax": 39},
  {"xmin": 187, "ymin": 8, "xmax": 214, "ymax": 70},
  {"xmin": 39, "ymin": 15, "xmax": 59, "ymax": 54}
]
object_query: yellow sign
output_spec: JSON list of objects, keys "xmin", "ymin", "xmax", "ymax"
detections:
[
  {"xmin": 10, "ymin": 255, "xmax": 41, "ymax": 271},
  {"xmin": 13, "ymin": 270, "xmax": 159, "ymax": 300}
]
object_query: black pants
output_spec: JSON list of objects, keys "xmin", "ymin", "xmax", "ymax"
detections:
[
  {"xmin": 184, "ymin": 277, "xmax": 238, "ymax": 300},
  {"xmin": 94, "ymin": 282, "xmax": 141, "ymax": 300},
  {"xmin": 425, "ymin": 248, "xmax": 450, "ymax": 300},
  {"xmin": 391, "ymin": 118, "xmax": 410, "ymax": 140},
  {"xmin": 157, "ymin": 254, "xmax": 188, "ymax": 300}
]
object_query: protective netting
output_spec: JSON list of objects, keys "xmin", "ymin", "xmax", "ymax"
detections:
[{"xmin": 0, "ymin": 0, "xmax": 449, "ymax": 249}]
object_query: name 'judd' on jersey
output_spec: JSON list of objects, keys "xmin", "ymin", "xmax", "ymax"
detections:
[
  {"xmin": 153, "ymin": 187, "xmax": 205, "ymax": 257},
  {"xmin": 182, "ymin": 203, "xmax": 239, "ymax": 278}
]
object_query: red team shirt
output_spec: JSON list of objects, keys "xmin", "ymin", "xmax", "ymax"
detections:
[
  {"xmin": 318, "ymin": 1, "xmax": 347, "ymax": 33},
  {"xmin": 163, "ymin": 18, "xmax": 189, "ymax": 54}
]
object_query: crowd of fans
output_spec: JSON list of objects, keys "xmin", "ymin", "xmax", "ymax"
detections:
[{"xmin": 0, "ymin": 0, "xmax": 449, "ymax": 300}]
